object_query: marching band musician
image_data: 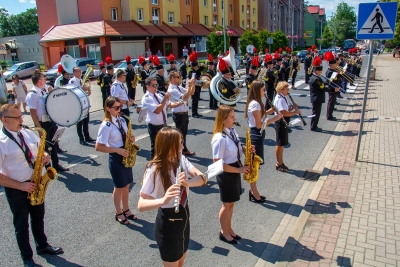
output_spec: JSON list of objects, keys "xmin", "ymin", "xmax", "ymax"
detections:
[
  {"xmin": 166, "ymin": 53, "xmax": 177, "ymax": 74},
  {"xmin": 167, "ymin": 70, "xmax": 196, "ymax": 156},
  {"xmin": 188, "ymin": 51, "xmax": 205, "ymax": 118},
  {"xmin": 148, "ymin": 55, "xmax": 155, "ymax": 72},
  {"xmin": 338, "ymin": 53, "xmax": 348, "ymax": 94},
  {"xmin": 139, "ymin": 55, "xmax": 150, "ymax": 94},
  {"xmin": 312, "ymin": 45, "xmax": 318, "ymax": 58},
  {"xmin": 283, "ymin": 48, "xmax": 290, "ymax": 82},
  {"xmin": 179, "ymin": 56, "xmax": 188, "ymax": 87},
  {"xmin": 142, "ymin": 77, "xmax": 184, "ymax": 159},
  {"xmin": 245, "ymin": 81, "xmax": 282, "ymax": 203},
  {"xmin": 211, "ymin": 105, "xmax": 253, "ymax": 244},
  {"xmin": 273, "ymin": 81, "xmax": 302, "ymax": 172},
  {"xmin": 304, "ymin": 48, "xmax": 312, "ymax": 84},
  {"xmin": 154, "ymin": 56, "xmax": 167, "ymax": 93},
  {"xmin": 68, "ymin": 67, "xmax": 95, "ymax": 146},
  {"xmin": 324, "ymin": 51, "xmax": 342, "ymax": 121},
  {"xmin": 309, "ymin": 56, "xmax": 340, "ymax": 132},
  {"xmin": 264, "ymin": 54, "xmax": 276, "ymax": 110},
  {"xmin": 218, "ymin": 57, "xmax": 240, "ymax": 107},
  {"xmin": 57, "ymin": 64, "xmax": 70, "ymax": 87},
  {"xmin": 245, "ymin": 56, "xmax": 258, "ymax": 94},
  {"xmin": 0, "ymin": 104, "xmax": 63, "ymax": 267},
  {"xmin": 274, "ymin": 52, "xmax": 285, "ymax": 82},
  {"xmin": 290, "ymin": 54, "xmax": 300, "ymax": 89},
  {"xmin": 25, "ymin": 70, "xmax": 68, "ymax": 172},
  {"xmin": 97, "ymin": 61, "xmax": 107, "ymax": 107},
  {"xmin": 206, "ymin": 54, "xmax": 218, "ymax": 110},
  {"xmin": 124, "ymin": 55, "xmax": 136, "ymax": 102},
  {"xmin": 95, "ymin": 97, "xmax": 138, "ymax": 226},
  {"xmin": 104, "ymin": 56, "xmax": 115, "ymax": 98},
  {"xmin": 111, "ymin": 69, "xmax": 135, "ymax": 117},
  {"xmin": 138, "ymin": 127, "xmax": 207, "ymax": 266}
]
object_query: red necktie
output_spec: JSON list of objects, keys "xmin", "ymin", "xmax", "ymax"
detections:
[
  {"xmin": 180, "ymin": 186, "xmax": 188, "ymax": 207},
  {"xmin": 153, "ymin": 94, "xmax": 167, "ymax": 124},
  {"xmin": 18, "ymin": 132, "xmax": 33, "ymax": 163}
]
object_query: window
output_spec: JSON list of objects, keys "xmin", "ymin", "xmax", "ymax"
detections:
[
  {"xmin": 67, "ymin": 45, "xmax": 80, "ymax": 58},
  {"xmin": 195, "ymin": 37, "xmax": 207, "ymax": 52},
  {"xmin": 86, "ymin": 44, "xmax": 101, "ymax": 59},
  {"xmin": 213, "ymin": 0, "xmax": 217, "ymax": 12},
  {"xmin": 152, "ymin": 0, "xmax": 158, "ymax": 4},
  {"xmin": 253, "ymin": 22, "xmax": 256, "ymax": 29},
  {"xmin": 168, "ymin": 12, "xmax": 174, "ymax": 24},
  {"xmin": 253, "ymin": 8, "xmax": 255, "ymax": 15},
  {"xmin": 152, "ymin": 8, "xmax": 159, "ymax": 25},
  {"xmin": 111, "ymin": 8, "xmax": 118, "ymax": 21},
  {"xmin": 270, "ymin": 14, "xmax": 272, "ymax": 21},
  {"xmin": 241, "ymin": 20, "xmax": 244, "ymax": 28},
  {"xmin": 221, "ymin": 0, "xmax": 224, "ymax": 9},
  {"xmin": 222, "ymin": 17, "xmax": 224, "ymax": 26},
  {"xmin": 242, "ymin": 5, "xmax": 244, "ymax": 13},
  {"xmin": 203, "ymin": 0, "xmax": 207, "ymax": 6},
  {"xmin": 213, "ymin": 15, "xmax": 217, "ymax": 26},
  {"xmin": 138, "ymin": 8, "xmax": 143, "ymax": 21},
  {"xmin": 230, "ymin": 20, "xmax": 232, "ymax": 26},
  {"xmin": 27, "ymin": 48, "xmax": 30, "ymax": 52},
  {"xmin": 186, "ymin": 0, "xmax": 189, "ymax": 5},
  {"xmin": 204, "ymin": 16, "xmax": 208, "ymax": 25},
  {"xmin": 186, "ymin": 15, "xmax": 190, "ymax": 24},
  {"xmin": 230, "ymin": 4, "xmax": 232, "ymax": 12}
]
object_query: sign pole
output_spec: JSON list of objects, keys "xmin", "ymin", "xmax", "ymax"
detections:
[{"xmin": 355, "ymin": 40, "xmax": 374, "ymax": 161}]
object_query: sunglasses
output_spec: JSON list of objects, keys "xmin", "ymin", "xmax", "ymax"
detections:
[
  {"xmin": 150, "ymin": 84, "xmax": 159, "ymax": 88},
  {"xmin": 110, "ymin": 105, "xmax": 121, "ymax": 111}
]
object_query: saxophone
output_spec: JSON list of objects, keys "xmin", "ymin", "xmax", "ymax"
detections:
[
  {"xmin": 25, "ymin": 127, "xmax": 58, "ymax": 206},
  {"xmin": 233, "ymin": 122, "xmax": 263, "ymax": 183},
  {"xmin": 289, "ymin": 59, "xmax": 294, "ymax": 78},
  {"xmin": 132, "ymin": 68, "xmax": 140, "ymax": 87},
  {"xmin": 121, "ymin": 115, "xmax": 140, "ymax": 168}
]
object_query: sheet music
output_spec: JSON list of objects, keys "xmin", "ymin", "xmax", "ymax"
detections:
[
  {"xmin": 52, "ymin": 127, "xmax": 66, "ymax": 142},
  {"xmin": 207, "ymin": 159, "xmax": 224, "ymax": 179}
]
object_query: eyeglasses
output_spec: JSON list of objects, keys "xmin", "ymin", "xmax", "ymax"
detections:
[
  {"xmin": 150, "ymin": 84, "xmax": 159, "ymax": 88},
  {"xmin": 5, "ymin": 115, "xmax": 23, "ymax": 120},
  {"xmin": 110, "ymin": 105, "xmax": 121, "ymax": 111},
  {"xmin": 173, "ymin": 76, "xmax": 181, "ymax": 79}
]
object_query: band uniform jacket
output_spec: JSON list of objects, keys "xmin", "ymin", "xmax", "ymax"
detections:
[
  {"xmin": 180, "ymin": 63, "xmax": 187, "ymax": 80},
  {"xmin": 102, "ymin": 73, "xmax": 113, "ymax": 90},
  {"xmin": 309, "ymin": 74, "xmax": 334, "ymax": 104},
  {"xmin": 60, "ymin": 77, "xmax": 69, "ymax": 87},
  {"xmin": 206, "ymin": 69, "xmax": 216, "ymax": 78},
  {"xmin": 167, "ymin": 67, "xmax": 177, "ymax": 74},
  {"xmin": 325, "ymin": 68, "xmax": 342, "ymax": 95},
  {"xmin": 291, "ymin": 59, "xmax": 299, "ymax": 72},
  {"xmin": 97, "ymin": 72, "xmax": 104, "ymax": 87},
  {"xmin": 188, "ymin": 66, "xmax": 205, "ymax": 88},
  {"xmin": 304, "ymin": 56, "xmax": 312, "ymax": 71},
  {"xmin": 125, "ymin": 67, "xmax": 136, "ymax": 88},
  {"xmin": 219, "ymin": 77, "xmax": 237, "ymax": 100},
  {"xmin": 265, "ymin": 68, "xmax": 276, "ymax": 90},
  {"xmin": 283, "ymin": 59, "xmax": 290, "ymax": 76},
  {"xmin": 274, "ymin": 64, "xmax": 285, "ymax": 82},
  {"xmin": 155, "ymin": 74, "xmax": 167, "ymax": 92},
  {"xmin": 140, "ymin": 69, "xmax": 150, "ymax": 87},
  {"xmin": 245, "ymin": 73, "xmax": 256, "ymax": 91}
]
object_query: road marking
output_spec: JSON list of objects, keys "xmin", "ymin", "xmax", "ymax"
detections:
[
  {"xmin": 67, "ymin": 154, "xmax": 99, "ymax": 168},
  {"xmin": 200, "ymin": 110, "xmax": 213, "ymax": 114}
]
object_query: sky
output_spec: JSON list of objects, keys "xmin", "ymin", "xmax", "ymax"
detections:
[{"xmin": 0, "ymin": 0, "xmax": 36, "ymax": 14}]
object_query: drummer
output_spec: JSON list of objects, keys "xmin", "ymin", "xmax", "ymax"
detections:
[{"xmin": 68, "ymin": 67, "xmax": 95, "ymax": 146}]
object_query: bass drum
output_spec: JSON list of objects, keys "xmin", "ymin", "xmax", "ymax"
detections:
[{"xmin": 46, "ymin": 85, "xmax": 90, "ymax": 127}]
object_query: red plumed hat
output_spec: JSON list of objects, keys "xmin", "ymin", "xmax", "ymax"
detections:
[
  {"xmin": 148, "ymin": 54, "xmax": 153, "ymax": 62},
  {"xmin": 253, "ymin": 47, "xmax": 257, "ymax": 53},
  {"xmin": 313, "ymin": 56, "xmax": 322, "ymax": 67},
  {"xmin": 189, "ymin": 52, "xmax": 197, "ymax": 63},
  {"xmin": 138, "ymin": 55, "xmax": 146, "ymax": 66},
  {"xmin": 153, "ymin": 55, "xmax": 164, "ymax": 70},
  {"xmin": 105, "ymin": 56, "xmax": 113, "ymax": 65},
  {"xmin": 286, "ymin": 46, "xmax": 290, "ymax": 52},
  {"xmin": 250, "ymin": 56, "xmax": 259, "ymax": 69},
  {"xmin": 57, "ymin": 64, "xmax": 63, "ymax": 73},
  {"xmin": 167, "ymin": 53, "xmax": 176, "ymax": 63},
  {"xmin": 98, "ymin": 61, "xmax": 105, "ymax": 69},
  {"xmin": 307, "ymin": 48, "xmax": 311, "ymax": 54},
  {"xmin": 311, "ymin": 44, "xmax": 316, "ymax": 50},
  {"xmin": 208, "ymin": 54, "xmax": 214, "ymax": 65},
  {"xmin": 324, "ymin": 51, "xmax": 336, "ymax": 64},
  {"xmin": 264, "ymin": 54, "xmax": 273, "ymax": 64},
  {"xmin": 279, "ymin": 47, "xmax": 283, "ymax": 53},
  {"xmin": 219, "ymin": 57, "xmax": 230, "ymax": 74},
  {"xmin": 265, "ymin": 48, "xmax": 269, "ymax": 53},
  {"xmin": 125, "ymin": 55, "xmax": 132, "ymax": 64}
]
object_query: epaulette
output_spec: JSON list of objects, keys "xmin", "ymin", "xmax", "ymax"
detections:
[
  {"xmin": 145, "ymin": 94, "xmax": 149, "ymax": 97},
  {"xmin": 70, "ymin": 80, "xmax": 74, "ymax": 83},
  {"xmin": 106, "ymin": 122, "xmax": 111, "ymax": 127}
]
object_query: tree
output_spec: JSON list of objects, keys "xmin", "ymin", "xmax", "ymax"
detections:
[
  {"xmin": 330, "ymin": 3, "xmax": 357, "ymax": 44},
  {"xmin": 321, "ymin": 26, "xmax": 334, "ymax": 48},
  {"xmin": 0, "ymin": 8, "xmax": 13, "ymax": 37},
  {"xmin": 206, "ymin": 26, "xmax": 230, "ymax": 57},
  {"xmin": 257, "ymin": 29, "xmax": 271, "ymax": 54},
  {"xmin": 270, "ymin": 30, "xmax": 289, "ymax": 52},
  {"xmin": 0, "ymin": 7, "xmax": 39, "ymax": 37},
  {"xmin": 239, "ymin": 30, "xmax": 259, "ymax": 55}
]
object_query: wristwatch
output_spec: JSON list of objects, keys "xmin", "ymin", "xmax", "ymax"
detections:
[{"xmin": 199, "ymin": 174, "xmax": 207, "ymax": 186}]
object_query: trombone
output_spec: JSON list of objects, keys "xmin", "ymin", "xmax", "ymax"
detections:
[{"xmin": 335, "ymin": 66, "xmax": 355, "ymax": 84}]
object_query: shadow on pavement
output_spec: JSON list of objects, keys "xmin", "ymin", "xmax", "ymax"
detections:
[
  {"xmin": 41, "ymin": 255, "xmax": 84, "ymax": 267},
  {"xmin": 57, "ymin": 173, "xmax": 115, "ymax": 193}
]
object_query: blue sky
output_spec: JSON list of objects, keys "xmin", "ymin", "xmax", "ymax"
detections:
[{"xmin": 0, "ymin": 0, "xmax": 36, "ymax": 14}]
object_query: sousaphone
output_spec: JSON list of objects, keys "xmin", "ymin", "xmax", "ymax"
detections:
[{"xmin": 200, "ymin": 73, "xmax": 212, "ymax": 89}]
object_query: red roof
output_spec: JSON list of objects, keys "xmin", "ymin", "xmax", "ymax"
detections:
[
  {"xmin": 41, "ymin": 21, "xmax": 104, "ymax": 42},
  {"xmin": 104, "ymin": 21, "xmax": 148, "ymax": 36},
  {"xmin": 319, "ymin": 8, "xmax": 325, "ymax": 16},
  {"xmin": 179, "ymin": 23, "xmax": 211, "ymax": 36},
  {"xmin": 228, "ymin": 26, "xmax": 245, "ymax": 36},
  {"xmin": 307, "ymin": 6, "xmax": 320, "ymax": 14}
]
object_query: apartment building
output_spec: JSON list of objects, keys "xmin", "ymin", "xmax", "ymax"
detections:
[{"xmin": 304, "ymin": 5, "xmax": 326, "ymax": 47}]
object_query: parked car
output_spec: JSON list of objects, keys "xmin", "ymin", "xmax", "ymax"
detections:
[
  {"xmin": 45, "ymin": 58, "xmax": 100, "ymax": 81},
  {"xmin": 2, "ymin": 61, "xmax": 40, "ymax": 81},
  {"xmin": 297, "ymin": 50, "xmax": 307, "ymax": 63},
  {"xmin": 365, "ymin": 48, "xmax": 379, "ymax": 54}
]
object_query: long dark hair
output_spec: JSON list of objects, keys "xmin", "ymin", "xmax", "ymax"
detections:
[
  {"xmin": 245, "ymin": 80, "xmax": 266, "ymax": 118},
  {"xmin": 103, "ymin": 97, "xmax": 121, "ymax": 121}
]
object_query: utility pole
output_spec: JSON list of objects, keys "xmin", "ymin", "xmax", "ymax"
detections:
[
  {"xmin": 222, "ymin": 0, "xmax": 226, "ymax": 53},
  {"xmin": 320, "ymin": 20, "xmax": 323, "ymax": 50},
  {"xmin": 291, "ymin": 0, "xmax": 294, "ymax": 51}
]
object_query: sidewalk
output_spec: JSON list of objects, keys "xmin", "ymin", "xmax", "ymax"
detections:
[{"xmin": 268, "ymin": 54, "xmax": 400, "ymax": 266}]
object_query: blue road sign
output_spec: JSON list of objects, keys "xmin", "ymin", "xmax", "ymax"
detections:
[{"xmin": 357, "ymin": 2, "xmax": 398, "ymax": 40}]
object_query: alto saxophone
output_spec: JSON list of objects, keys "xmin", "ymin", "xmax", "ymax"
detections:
[
  {"xmin": 121, "ymin": 115, "xmax": 140, "ymax": 168},
  {"xmin": 289, "ymin": 59, "xmax": 294, "ymax": 78},
  {"xmin": 233, "ymin": 122, "xmax": 263, "ymax": 184},
  {"xmin": 25, "ymin": 126, "xmax": 58, "ymax": 206}
]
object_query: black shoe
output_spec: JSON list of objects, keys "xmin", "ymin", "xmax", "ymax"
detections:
[
  {"xmin": 249, "ymin": 191, "xmax": 266, "ymax": 203},
  {"xmin": 57, "ymin": 148, "xmax": 67, "ymax": 154},
  {"xmin": 219, "ymin": 232, "xmax": 238, "ymax": 244},
  {"xmin": 36, "ymin": 245, "xmax": 63, "ymax": 255},
  {"xmin": 337, "ymin": 94, "xmax": 343, "ymax": 99},
  {"xmin": 55, "ymin": 165, "xmax": 69, "ymax": 172},
  {"xmin": 311, "ymin": 127, "xmax": 322, "ymax": 132},
  {"xmin": 327, "ymin": 117, "xmax": 337, "ymax": 121},
  {"xmin": 85, "ymin": 137, "xmax": 96, "ymax": 142},
  {"xmin": 192, "ymin": 114, "xmax": 201, "ymax": 118},
  {"xmin": 23, "ymin": 259, "xmax": 38, "ymax": 267},
  {"xmin": 79, "ymin": 140, "xmax": 88, "ymax": 145},
  {"xmin": 336, "ymin": 102, "xmax": 341, "ymax": 105},
  {"xmin": 333, "ymin": 108, "xmax": 337, "ymax": 111},
  {"xmin": 231, "ymin": 234, "xmax": 242, "ymax": 240},
  {"xmin": 199, "ymin": 98, "xmax": 204, "ymax": 101}
]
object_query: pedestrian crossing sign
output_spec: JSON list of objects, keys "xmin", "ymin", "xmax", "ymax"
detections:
[{"xmin": 357, "ymin": 2, "xmax": 398, "ymax": 40}]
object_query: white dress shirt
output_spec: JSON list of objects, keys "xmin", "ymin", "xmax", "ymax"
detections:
[
  {"xmin": 211, "ymin": 127, "xmax": 244, "ymax": 165},
  {"xmin": 167, "ymin": 84, "xmax": 188, "ymax": 113},
  {"xmin": 247, "ymin": 100, "xmax": 262, "ymax": 128},
  {"xmin": 141, "ymin": 91, "xmax": 170, "ymax": 125},
  {"xmin": 25, "ymin": 86, "xmax": 48, "ymax": 122},
  {"xmin": 0, "ymin": 128, "xmax": 40, "ymax": 182},
  {"xmin": 68, "ymin": 76, "xmax": 82, "ymax": 89},
  {"xmin": 273, "ymin": 93, "xmax": 289, "ymax": 114},
  {"xmin": 140, "ymin": 155, "xmax": 194, "ymax": 209},
  {"xmin": 96, "ymin": 116, "xmax": 128, "ymax": 148},
  {"xmin": 111, "ymin": 80, "xmax": 129, "ymax": 110}
]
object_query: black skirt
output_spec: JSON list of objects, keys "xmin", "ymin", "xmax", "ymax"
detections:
[
  {"xmin": 108, "ymin": 152, "xmax": 133, "ymax": 188},
  {"xmin": 216, "ymin": 162, "xmax": 242, "ymax": 203},
  {"xmin": 275, "ymin": 117, "xmax": 290, "ymax": 146},
  {"xmin": 155, "ymin": 206, "xmax": 190, "ymax": 262},
  {"xmin": 250, "ymin": 127, "xmax": 265, "ymax": 162}
]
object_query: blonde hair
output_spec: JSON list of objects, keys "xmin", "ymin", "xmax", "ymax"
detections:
[
  {"xmin": 212, "ymin": 105, "xmax": 234, "ymax": 138},
  {"xmin": 276, "ymin": 81, "xmax": 289, "ymax": 94}
]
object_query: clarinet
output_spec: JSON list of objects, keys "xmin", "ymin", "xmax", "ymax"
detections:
[
  {"xmin": 174, "ymin": 151, "xmax": 183, "ymax": 213},
  {"xmin": 287, "ymin": 93, "xmax": 307, "ymax": 126},
  {"xmin": 264, "ymin": 93, "xmax": 292, "ymax": 133}
]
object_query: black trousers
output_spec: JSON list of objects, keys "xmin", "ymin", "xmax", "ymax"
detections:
[
  {"xmin": 148, "ymin": 123, "xmax": 166, "ymax": 159},
  {"xmin": 311, "ymin": 102, "xmax": 322, "ymax": 130},
  {"xmin": 101, "ymin": 87, "xmax": 110, "ymax": 109},
  {"xmin": 305, "ymin": 71, "xmax": 311, "ymax": 84},
  {"xmin": 40, "ymin": 121, "xmax": 58, "ymax": 167},
  {"xmin": 77, "ymin": 113, "xmax": 90, "ymax": 141},
  {"xmin": 209, "ymin": 88, "xmax": 218, "ymax": 109},
  {"xmin": 172, "ymin": 112, "xmax": 189, "ymax": 152},
  {"xmin": 140, "ymin": 82, "xmax": 146, "ymax": 94},
  {"xmin": 326, "ymin": 93, "xmax": 337, "ymax": 119},
  {"xmin": 291, "ymin": 71, "xmax": 298, "ymax": 86},
  {"xmin": 4, "ymin": 187, "xmax": 48, "ymax": 261},
  {"xmin": 127, "ymin": 84, "xmax": 136, "ymax": 100},
  {"xmin": 191, "ymin": 86, "xmax": 201, "ymax": 115},
  {"xmin": 265, "ymin": 83, "xmax": 275, "ymax": 110}
]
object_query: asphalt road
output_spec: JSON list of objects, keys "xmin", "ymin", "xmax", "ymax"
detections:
[{"xmin": 0, "ymin": 64, "xmax": 365, "ymax": 267}]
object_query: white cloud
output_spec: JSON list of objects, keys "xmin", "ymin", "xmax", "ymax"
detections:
[
  {"xmin": 29, "ymin": 0, "xmax": 35, "ymax": 3},
  {"xmin": 19, "ymin": 0, "xmax": 26, "ymax": 2},
  {"xmin": 309, "ymin": 0, "xmax": 377, "ymax": 19}
]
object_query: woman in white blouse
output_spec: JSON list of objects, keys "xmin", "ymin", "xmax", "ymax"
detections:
[
  {"xmin": 11, "ymin": 75, "xmax": 28, "ymax": 112},
  {"xmin": 138, "ymin": 127, "xmax": 207, "ymax": 267},
  {"xmin": 95, "ymin": 97, "xmax": 137, "ymax": 225},
  {"xmin": 211, "ymin": 105, "xmax": 252, "ymax": 244},
  {"xmin": 244, "ymin": 80, "xmax": 282, "ymax": 203}
]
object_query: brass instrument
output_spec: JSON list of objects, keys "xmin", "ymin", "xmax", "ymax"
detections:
[
  {"xmin": 335, "ymin": 66, "xmax": 355, "ymax": 84},
  {"xmin": 257, "ymin": 67, "xmax": 265, "ymax": 81},
  {"xmin": 82, "ymin": 64, "xmax": 94, "ymax": 96},
  {"xmin": 296, "ymin": 59, "xmax": 301, "ymax": 71},
  {"xmin": 233, "ymin": 122, "xmax": 263, "ymax": 184},
  {"xmin": 200, "ymin": 73, "xmax": 212, "ymax": 89},
  {"xmin": 132, "ymin": 68, "xmax": 140, "ymax": 88},
  {"xmin": 26, "ymin": 127, "xmax": 58, "ymax": 206},
  {"xmin": 307, "ymin": 61, "xmax": 314, "ymax": 75},
  {"xmin": 289, "ymin": 59, "xmax": 294, "ymax": 78},
  {"xmin": 121, "ymin": 114, "xmax": 140, "ymax": 168}
]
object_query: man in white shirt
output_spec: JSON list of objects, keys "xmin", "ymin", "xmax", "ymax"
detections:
[
  {"xmin": 167, "ymin": 70, "xmax": 196, "ymax": 156},
  {"xmin": 68, "ymin": 67, "xmax": 95, "ymax": 145},
  {"xmin": 182, "ymin": 46, "xmax": 188, "ymax": 60},
  {"xmin": 0, "ymin": 104, "xmax": 63, "ymax": 267},
  {"xmin": 25, "ymin": 71, "xmax": 68, "ymax": 172},
  {"xmin": 141, "ymin": 77, "xmax": 184, "ymax": 158},
  {"xmin": 110, "ymin": 69, "xmax": 134, "ymax": 117}
]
